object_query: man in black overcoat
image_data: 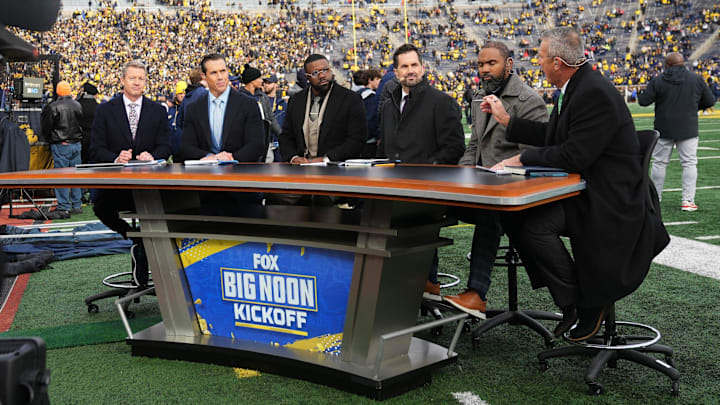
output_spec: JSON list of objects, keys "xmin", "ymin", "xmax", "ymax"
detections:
[{"xmin": 483, "ymin": 27, "xmax": 669, "ymax": 342}]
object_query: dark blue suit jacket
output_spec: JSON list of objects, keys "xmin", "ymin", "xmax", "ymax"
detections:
[
  {"xmin": 180, "ymin": 88, "xmax": 265, "ymax": 162},
  {"xmin": 90, "ymin": 95, "xmax": 171, "ymax": 163}
]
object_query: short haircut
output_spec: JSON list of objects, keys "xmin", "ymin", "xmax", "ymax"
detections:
[
  {"xmin": 481, "ymin": 41, "xmax": 511, "ymax": 60},
  {"xmin": 365, "ymin": 69, "xmax": 382, "ymax": 81},
  {"xmin": 540, "ymin": 27, "xmax": 585, "ymax": 66},
  {"xmin": 189, "ymin": 67, "xmax": 203, "ymax": 85},
  {"xmin": 200, "ymin": 53, "xmax": 226, "ymax": 74},
  {"xmin": 303, "ymin": 54, "xmax": 329, "ymax": 71},
  {"xmin": 352, "ymin": 70, "xmax": 367, "ymax": 86},
  {"xmin": 393, "ymin": 43, "xmax": 421, "ymax": 68},
  {"xmin": 122, "ymin": 60, "xmax": 146, "ymax": 77}
]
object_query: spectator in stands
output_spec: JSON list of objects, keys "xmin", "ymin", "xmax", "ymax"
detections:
[
  {"xmin": 175, "ymin": 68, "xmax": 208, "ymax": 146},
  {"xmin": 445, "ymin": 41, "xmax": 548, "ymax": 322},
  {"xmin": 486, "ymin": 27, "xmax": 669, "ymax": 342},
  {"xmin": 167, "ymin": 80, "xmax": 187, "ymax": 158},
  {"xmin": 90, "ymin": 60, "xmax": 171, "ymax": 286},
  {"xmin": 279, "ymin": 54, "xmax": 367, "ymax": 164},
  {"xmin": 638, "ymin": 52, "xmax": 715, "ymax": 212},
  {"xmin": 42, "ymin": 80, "xmax": 84, "ymax": 218},
  {"xmin": 77, "ymin": 81, "xmax": 99, "ymax": 164},
  {"xmin": 263, "ymin": 74, "xmax": 287, "ymax": 162},
  {"xmin": 353, "ymin": 69, "xmax": 382, "ymax": 158},
  {"xmin": 238, "ymin": 63, "xmax": 282, "ymax": 161},
  {"xmin": 380, "ymin": 43, "xmax": 465, "ymax": 300}
]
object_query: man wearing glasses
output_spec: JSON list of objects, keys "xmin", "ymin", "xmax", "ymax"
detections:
[{"xmin": 279, "ymin": 54, "xmax": 367, "ymax": 164}]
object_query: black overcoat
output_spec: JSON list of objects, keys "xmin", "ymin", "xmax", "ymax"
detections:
[{"xmin": 507, "ymin": 64, "xmax": 669, "ymax": 307}]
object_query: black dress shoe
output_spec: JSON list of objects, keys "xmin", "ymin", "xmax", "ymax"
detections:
[
  {"xmin": 553, "ymin": 306, "xmax": 578, "ymax": 338},
  {"xmin": 568, "ymin": 306, "xmax": 607, "ymax": 342}
]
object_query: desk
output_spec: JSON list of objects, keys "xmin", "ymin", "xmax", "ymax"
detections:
[{"xmin": 0, "ymin": 164, "xmax": 585, "ymax": 399}]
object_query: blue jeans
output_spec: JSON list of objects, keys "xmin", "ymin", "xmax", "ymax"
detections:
[{"xmin": 51, "ymin": 142, "xmax": 82, "ymax": 211}]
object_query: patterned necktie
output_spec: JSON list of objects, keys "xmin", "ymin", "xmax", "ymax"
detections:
[
  {"xmin": 128, "ymin": 102, "xmax": 139, "ymax": 139},
  {"xmin": 212, "ymin": 98, "xmax": 224, "ymax": 149}
]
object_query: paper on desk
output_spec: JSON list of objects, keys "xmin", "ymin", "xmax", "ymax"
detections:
[
  {"xmin": 184, "ymin": 159, "xmax": 238, "ymax": 166},
  {"xmin": 476, "ymin": 165, "xmax": 511, "ymax": 175},
  {"xmin": 299, "ymin": 161, "xmax": 328, "ymax": 166},
  {"xmin": 124, "ymin": 159, "xmax": 166, "ymax": 167}
]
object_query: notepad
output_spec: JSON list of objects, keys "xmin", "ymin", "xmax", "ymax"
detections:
[
  {"xmin": 184, "ymin": 159, "xmax": 238, "ymax": 166},
  {"xmin": 124, "ymin": 159, "xmax": 166, "ymax": 167},
  {"xmin": 504, "ymin": 166, "xmax": 567, "ymax": 176},
  {"xmin": 475, "ymin": 165, "xmax": 511, "ymax": 175}
]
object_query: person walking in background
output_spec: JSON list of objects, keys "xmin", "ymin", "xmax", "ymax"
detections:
[{"xmin": 638, "ymin": 52, "xmax": 715, "ymax": 211}]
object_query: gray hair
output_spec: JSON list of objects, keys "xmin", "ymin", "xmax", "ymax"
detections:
[
  {"xmin": 122, "ymin": 60, "xmax": 147, "ymax": 77},
  {"xmin": 541, "ymin": 27, "xmax": 586, "ymax": 67}
]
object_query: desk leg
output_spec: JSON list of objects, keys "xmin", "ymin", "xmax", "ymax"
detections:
[{"xmin": 133, "ymin": 189, "xmax": 199, "ymax": 337}]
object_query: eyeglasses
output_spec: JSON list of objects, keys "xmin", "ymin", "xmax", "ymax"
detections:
[{"xmin": 306, "ymin": 68, "xmax": 331, "ymax": 78}]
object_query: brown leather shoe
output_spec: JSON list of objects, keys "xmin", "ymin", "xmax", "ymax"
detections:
[
  {"xmin": 443, "ymin": 290, "xmax": 487, "ymax": 319},
  {"xmin": 423, "ymin": 280, "xmax": 442, "ymax": 302}
]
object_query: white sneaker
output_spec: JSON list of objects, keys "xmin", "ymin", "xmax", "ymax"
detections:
[{"xmin": 681, "ymin": 200, "xmax": 698, "ymax": 211}]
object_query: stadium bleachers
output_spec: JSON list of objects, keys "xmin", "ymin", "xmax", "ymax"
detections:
[{"xmin": 7, "ymin": 0, "xmax": 719, "ymax": 105}]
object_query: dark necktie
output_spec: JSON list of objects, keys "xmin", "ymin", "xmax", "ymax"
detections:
[{"xmin": 400, "ymin": 94, "xmax": 409, "ymax": 114}]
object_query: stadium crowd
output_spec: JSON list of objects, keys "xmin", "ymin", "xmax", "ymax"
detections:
[{"xmin": 8, "ymin": 0, "xmax": 720, "ymax": 108}]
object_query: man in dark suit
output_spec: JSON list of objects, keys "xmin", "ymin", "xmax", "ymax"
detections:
[
  {"xmin": 484, "ymin": 27, "xmax": 669, "ymax": 341},
  {"xmin": 90, "ymin": 60, "xmax": 171, "ymax": 285},
  {"xmin": 279, "ymin": 54, "xmax": 366, "ymax": 164},
  {"xmin": 180, "ymin": 53, "xmax": 265, "ymax": 163}
]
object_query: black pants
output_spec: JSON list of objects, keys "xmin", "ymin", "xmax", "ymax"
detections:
[
  {"xmin": 92, "ymin": 189, "xmax": 135, "ymax": 238},
  {"xmin": 502, "ymin": 202, "xmax": 578, "ymax": 309}
]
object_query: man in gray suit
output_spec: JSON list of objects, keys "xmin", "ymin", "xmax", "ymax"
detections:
[{"xmin": 444, "ymin": 41, "xmax": 548, "ymax": 321}]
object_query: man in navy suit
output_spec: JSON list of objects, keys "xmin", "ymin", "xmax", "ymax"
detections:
[
  {"xmin": 90, "ymin": 60, "xmax": 171, "ymax": 286},
  {"xmin": 180, "ymin": 53, "xmax": 265, "ymax": 162}
]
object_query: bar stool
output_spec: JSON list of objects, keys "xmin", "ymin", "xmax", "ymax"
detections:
[
  {"xmin": 470, "ymin": 243, "xmax": 561, "ymax": 348},
  {"xmin": 538, "ymin": 304, "xmax": 680, "ymax": 396}
]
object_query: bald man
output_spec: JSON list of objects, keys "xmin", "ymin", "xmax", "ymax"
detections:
[{"xmin": 638, "ymin": 52, "xmax": 715, "ymax": 211}]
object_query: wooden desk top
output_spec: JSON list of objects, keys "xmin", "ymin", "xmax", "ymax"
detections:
[{"xmin": 0, "ymin": 163, "xmax": 585, "ymax": 211}]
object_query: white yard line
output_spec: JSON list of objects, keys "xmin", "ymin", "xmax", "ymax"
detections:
[
  {"xmin": 663, "ymin": 221, "xmax": 698, "ymax": 226},
  {"xmin": 696, "ymin": 235, "xmax": 720, "ymax": 241},
  {"xmin": 697, "ymin": 146, "xmax": 719, "ymax": 150},
  {"xmin": 653, "ymin": 235, "xmax": 720, "ymax": 280},
  {"xmin": 453, "ymin": 392, "xmax": 491, "ymax": 405},
  {"xmin": 663, "ymin": 185, "xmax": 720, "ymax": 192},
  {"xmin": 670, "ymin": 155, "xmax": 720, "ymax": 161}
]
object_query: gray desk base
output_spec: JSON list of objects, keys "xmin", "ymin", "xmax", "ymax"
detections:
[{"xmin": 128, "ymin": 322, "xmax": 456, "ymax": 400}]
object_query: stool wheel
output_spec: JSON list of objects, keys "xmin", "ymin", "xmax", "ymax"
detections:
[
  {"xmin": 671, "ymin": 380, "xmax": 680, "ymax": 396},
  {"xmin": 87, "ymin": 304, "xmax": 99, "ymax": 314},
  {"xmin": 539, "ymin": 360, "xmax": 549, "ymax": 372},
  {"xmin": 125, "ymin": 310, "xmax": 136, "ymax": 319},
  {"xmin": 587, "ymin": 382, "xmax": 604, "ymax": 396}
]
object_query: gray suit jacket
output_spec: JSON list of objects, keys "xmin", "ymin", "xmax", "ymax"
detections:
[{"xmin": 458, "ymin": 73, "xmax": 547, "ymax": 167}]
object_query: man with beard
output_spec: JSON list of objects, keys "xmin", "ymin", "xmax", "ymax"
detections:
[
  {"xmin": 380, "ymin": 43, "xmax": 465, "ymax": 300},
  {"xmin": 279, "ymin": 54, "xmax": 366, "ymax": 163},
  {"xmin": 443, "ymin": 41, "xmax": 548, "ymax": 321}
]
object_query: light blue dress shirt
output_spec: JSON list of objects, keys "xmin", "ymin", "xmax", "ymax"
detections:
[{"xmin": 207, "ymin": 86, "xmax": 231, "ymax": 154}]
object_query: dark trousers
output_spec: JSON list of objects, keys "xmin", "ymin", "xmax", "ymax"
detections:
[
  {"xmin": 451, "ymin": 207, "xmax": 502, "ymax": 300},
  {"xmin": 92, "ymin": 189, "xmax": 135, "ymax": 238},
  {"xmin": 502, "ymin": 202, "xmax": 578, "ymax": 308}
]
